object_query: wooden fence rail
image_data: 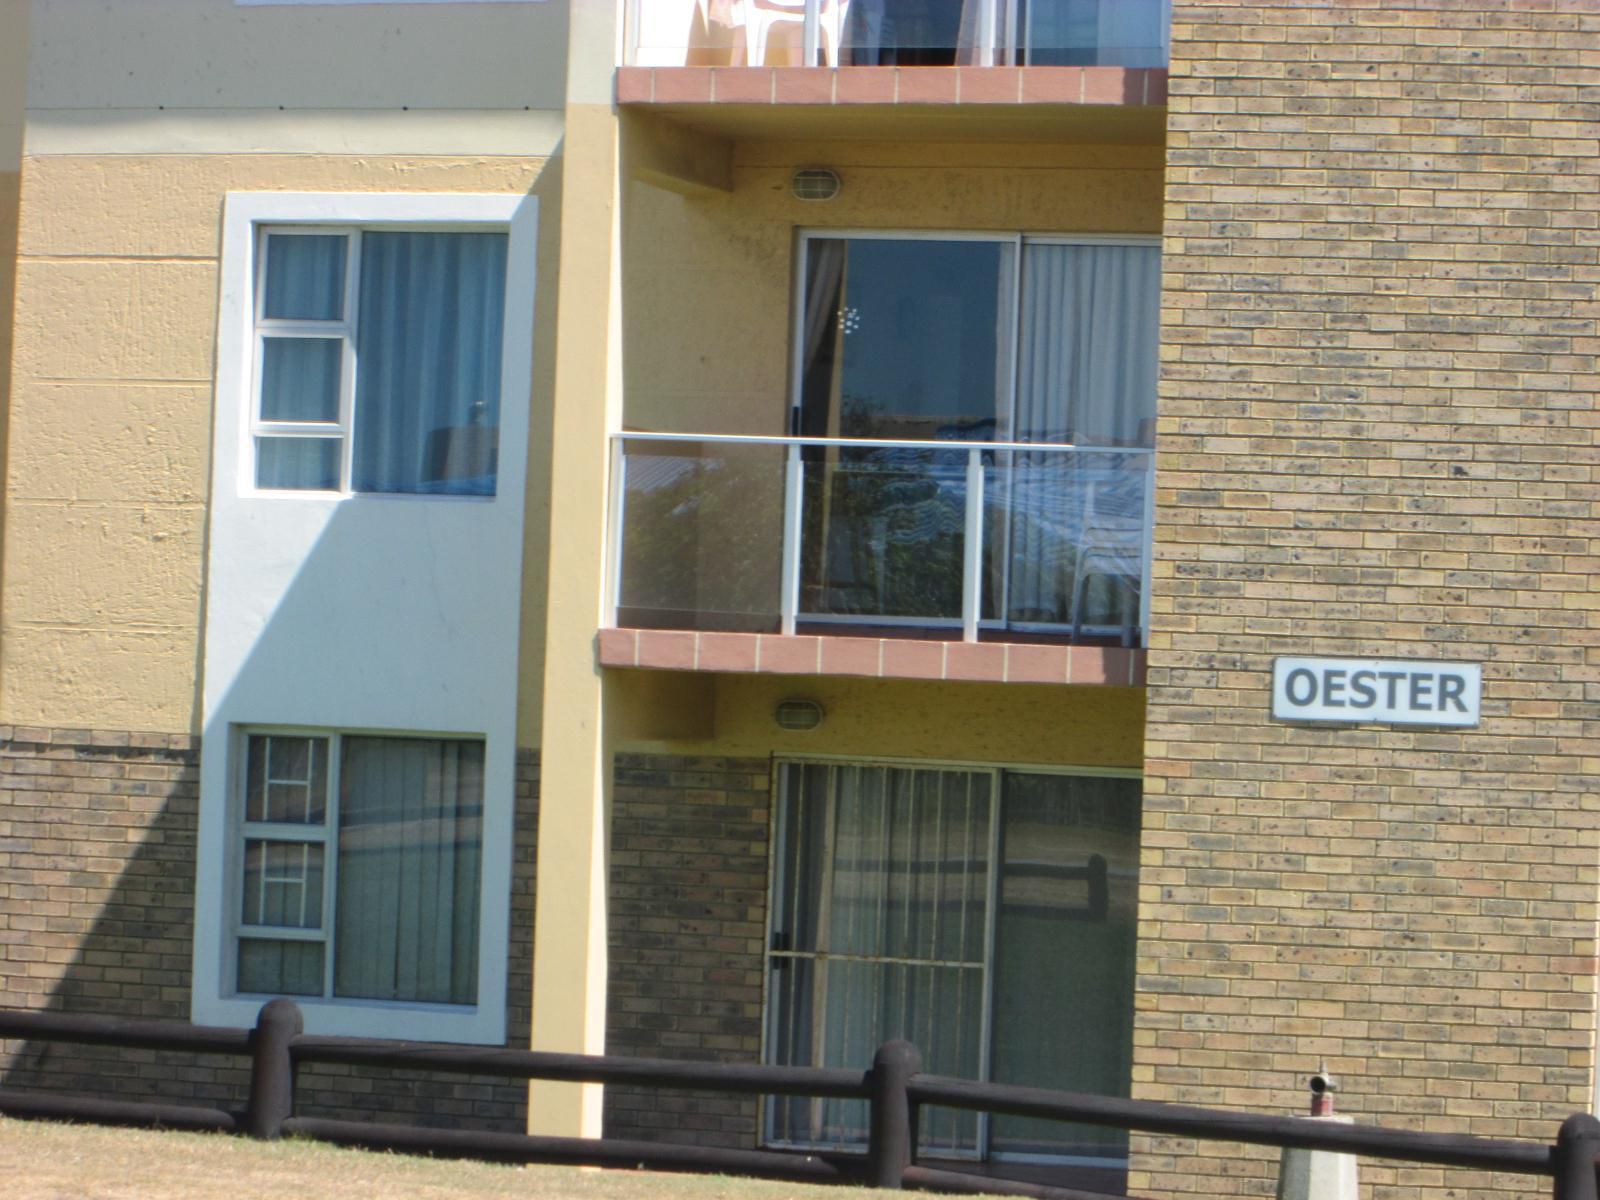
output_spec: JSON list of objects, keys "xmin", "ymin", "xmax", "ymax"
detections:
[{"xmin": 2, "ymin": 999, "xmax": 1598, "ymax": 1200}]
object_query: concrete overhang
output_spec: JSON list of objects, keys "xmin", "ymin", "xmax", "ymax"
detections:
[{"xmin": 617, "ymin": 65, "xmax": 1168, "ymax": 145}]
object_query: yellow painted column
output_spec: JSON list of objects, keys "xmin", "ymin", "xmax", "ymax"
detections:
[{"xmin": 528, "ymin": 0, "xmax": 624, "ymax": 1138}]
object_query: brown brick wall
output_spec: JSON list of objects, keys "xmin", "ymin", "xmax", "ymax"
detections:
[
  {"xmin": 0, "ymin": 730, "xmax": 541, "ymax": 1131},
  {"xmin": 1140, "ymin": 3, "xmax": 1600, "ymax": 1199},
  {"xmin": 604, "ymin": 754, "xmax": 772, "ymax": 1148}
]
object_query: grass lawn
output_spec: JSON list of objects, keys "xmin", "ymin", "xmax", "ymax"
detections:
[{"xmin": 0, "ymin": 1116, "xmax": 930, "ymax": 1200}]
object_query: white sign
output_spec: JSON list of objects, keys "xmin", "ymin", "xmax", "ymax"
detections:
[{"xmin": 1272, "ymin": 658, "xmax": 1481, "ymax": 727}]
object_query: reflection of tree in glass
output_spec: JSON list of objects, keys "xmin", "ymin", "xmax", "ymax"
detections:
[
  {"xmin": 802, "ymin": 449, "xmax": 967, "ymax": 620},
  {"xmin": 619, "ymin": 454, "xmax": 784, "ymax": 630}
]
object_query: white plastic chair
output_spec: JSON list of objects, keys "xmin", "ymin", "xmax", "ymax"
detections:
[{"xmin": 742, "ymin": 0, "xmax": 847, "ymax": 67}]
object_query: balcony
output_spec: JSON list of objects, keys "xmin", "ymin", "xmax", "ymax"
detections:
[
  {"xmin": 605, "ymin": 433, "xmax": 1152, "ymax": 683},
  {"xmin": 626, "ymin": 0, "xmax": 1172, "ymax": 69}
]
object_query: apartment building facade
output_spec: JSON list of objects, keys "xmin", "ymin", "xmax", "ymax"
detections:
[{"xmin": 0, "ymin": 3, "xmax": 1597, "ymax": 1199}]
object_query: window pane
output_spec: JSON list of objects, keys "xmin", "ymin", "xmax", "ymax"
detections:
[
  {"xmin": 260, "ymin": 337, "xmax": 342, "ymax": 423},
  {"xmin": 237, "ymin": 938, "xmax": 324, "ymax": 996},
  {"xmin": 334, "ymin": 737, "xmax": 484, "ymax": 1005},
  {"xmin": 262, "ymin": 233, "xmax": 347, "ymax": 321},
  {"xmin": 797, "ymin": 238, "xmax": 1011, "ymax": 443},
  {"xmin": 990, "ymin": 773, "xmax": 1141, "ymax": 1159},
  {"xmin": 352, "ymin": 232, "xmax": 507, "ymax": 496},
  {"xmin": 1017, "ymin": 243, "xmax": 1159, "ymax": 447},
  {"xmin": 256, "ymin": 436, "xmax": 339, "ymax": 490},
  {"xmin": 246, "ymin": 735, "xmax": 328, "ymax": 824},
  {"xmin": 1022, "ymin": 0, "xmax": 1170, "ymax": 67},
  {"xmin": 242, "ymin": 840, "xmax": 325, "ymax": 929}
]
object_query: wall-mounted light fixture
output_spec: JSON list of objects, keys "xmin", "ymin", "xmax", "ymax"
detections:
[
  {"xmin": 774, "ymin": 698, "xmax": 825, "ymax": 732},
  {"xmin": 791, "ymin": 167, "xmax": 841, "ymax": 201}
]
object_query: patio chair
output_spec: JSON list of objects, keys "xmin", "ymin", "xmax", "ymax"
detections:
[{"xmin": 743, "ymin": 0, "xmax": 848, "ymax": 66}]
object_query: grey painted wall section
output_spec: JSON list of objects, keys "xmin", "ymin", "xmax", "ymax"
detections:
[{"xmin": 26, "ymin": 0, "xmax": 567, "ymax": 114}]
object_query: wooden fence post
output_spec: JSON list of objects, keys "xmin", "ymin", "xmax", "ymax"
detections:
[
  {"xmin": 244, "ymin": 998, "xmax": 303, "ymax": 1139},
  {"xmin": 867, "ymin": 1040, "xmax": 921, "ymax": 1190},
  {"xmin": 1553, "ymin": 1113, "xmax": 1600, "ymax": 1200}
]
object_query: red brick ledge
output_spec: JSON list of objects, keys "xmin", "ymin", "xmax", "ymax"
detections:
[
  {"xmin": 617, "ymin": 66, "xmax": 1167, "ymax": 107},
  {"xmin": 597, "ymin": 628, "xmax": 1145, "ymax": 686}
]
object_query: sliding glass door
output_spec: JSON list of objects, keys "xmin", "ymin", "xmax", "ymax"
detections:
[
  {"xmin": 792, "ymin": 233, "xmax": 1159, "ymax": 640},
  {"xmin": 765, "ymin": 761, "xmax": 1142, "ymax": 1163}
]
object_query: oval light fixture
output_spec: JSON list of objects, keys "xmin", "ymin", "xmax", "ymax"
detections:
[
  {"xmin": 791, "ymin": 167, "xmax": 841, "ymax": 202},
  {"xmin": 774, "ymin": 698, "xmax": 825, "ymax": 732}
]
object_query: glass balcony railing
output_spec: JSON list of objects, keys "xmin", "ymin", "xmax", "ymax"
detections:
[
  {"xmin": 610, "ymin": 433, "xmax": 1154, "ymax": 647},
  {"xmin": 625, "ymin": 0, "xmax": 1172, "ymax": 70}
]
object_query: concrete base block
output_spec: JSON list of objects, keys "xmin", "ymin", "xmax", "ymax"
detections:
[{"xmin": 1277, "ymin": 1116, "xmax": 1359, "ymax": 1200}]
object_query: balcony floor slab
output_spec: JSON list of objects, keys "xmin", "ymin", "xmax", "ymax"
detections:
[
  {"xmin": 616, "ymin": 66, "xmax": 1168, "ymax": 144},
  {"xmin": 597, "ymin": 628, "xmax": 1146, "ymax": 687}
]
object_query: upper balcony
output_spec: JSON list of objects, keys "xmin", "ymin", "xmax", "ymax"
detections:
[
  {"xmin": 626, "ymin": 0, "xmax": 1172, "ymax": 69},
  {"xmin": 619, "ymin": 0, "xmax": 1170, "ymax": 142}
]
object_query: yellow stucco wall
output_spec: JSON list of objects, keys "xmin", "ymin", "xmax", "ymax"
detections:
[
  {"xmin": 2, "ymin": 154, "xmax": 558, "ymax": 734},
  {"xmin": 623, "ymin": 139, "xmax": 1165, "ymax": 436},
  {"xmin": 613, "ymin": 670, "xmax": 1146, "ymax": 769}
]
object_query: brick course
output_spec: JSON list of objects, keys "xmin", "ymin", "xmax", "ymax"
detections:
[{"xmin": 1139, "ymin": 3, "xmax": 1600, "ymax": 1198}]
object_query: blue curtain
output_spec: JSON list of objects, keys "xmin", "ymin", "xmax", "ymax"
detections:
[{"xmin": 352, "ymin": 232, "xmax": 508, "ymax": 496}]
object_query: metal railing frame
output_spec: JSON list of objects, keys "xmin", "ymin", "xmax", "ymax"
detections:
[
  {"xmin": 610, "ymin": 431, "xmax": 1155, "ymax": 645},
  {"xmin": 2, "ymin": 1001, "xmax": 1596, "ymax": 1199}
]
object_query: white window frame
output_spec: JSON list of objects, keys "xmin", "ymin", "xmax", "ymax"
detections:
[
  {"xmin": 229, "ymin": 728, "xmax": 489, "ymax": 1013},
  {"xmin": 201, "ymin": 724, "xmax": 511, "ymax": 1043},
  {"xmin": 249, "ymin": 227, "xmax": 358, "ymax": 493},
  {"xmin": 761, "ymin": 755, "xmax": 1143, "ymax": 1166},
  {"xmin": 220, "ymin": 193, "xmax": 532, "ymax": 502}
]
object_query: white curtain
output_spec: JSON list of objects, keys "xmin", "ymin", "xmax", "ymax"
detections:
[
  {"xmin": 1007, "ymin": 243, "xmax": 1158, "ymax": 632},
  {"xmin": 768, "ymin": 763, "xmax": 990, "ymax": 1153},
  {"xmin": 1016, "ymin": 243, "xmax": 1159, "ymax": 446},
  {"xmin": 352, "ymin": 232, "xmax": 508, "ymax": 496},
  {"xmin": 334, "ymin": 737, "xmax": 484, "ymax": 1006}
]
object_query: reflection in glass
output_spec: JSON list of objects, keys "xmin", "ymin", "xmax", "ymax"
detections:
[
  {"xmin": 798, "ymin": 238, "xmax": 1011, "ymax": 443},
  {"xmin": 242, "ymin": 841, "xmax": 325, "ymax": 929},
  {"xmin": 245, "ymin": 734, "xmax": 329, "ymax": 824},
  {"xmin": 989, "ymin": 773, "xmax": 1141, "ymax": 1159},
  {"xmin": 993, "ymin": 450, "xmax": 1147, "ymax": 640},
  {"xmin": 616, "ymin": 441, "xmax": 786, "ymax": 632},
  {"xmin": 237, "ymin": 939, "xmax": 324, "ymax": 996},
  {"xmin": 1020, "ymin": 0, "xmax": 1170, "ymax": 67},
  {"xmin": 800, "ymin": 448, "xmax": 969, "ymax": 623}
]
